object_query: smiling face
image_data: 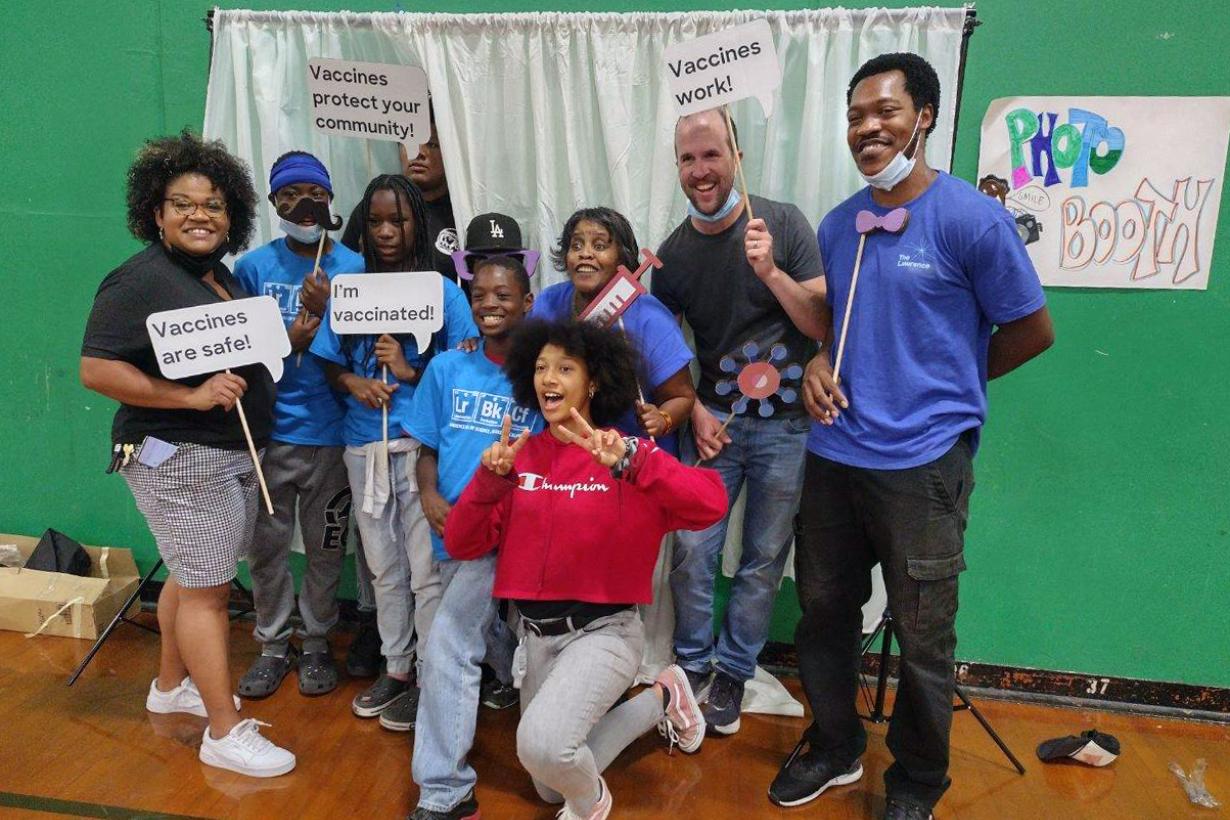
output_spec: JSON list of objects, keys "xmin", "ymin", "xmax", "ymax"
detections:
[
  {"xmin": 675, "ymin": 110, "xmax": 738, "ymax": 217},
  {"xmin": 155, "ymin": 173, "xmax": 230, "ymax": 256},
  {"xmin": 366, "ymin": 188, "xmax": 415, "ymax": 269},
  {"xmin": 534, "ymin": 343, "xmax": 593, "ymax": 426},
  {"xmin": 470, "ymin": 263, "xmax": 532, "ymax": 340},
  {"xmin": 565, "ymin": 220, "xmax": 621, "ymax": 299},
  {"xmin": 846, "ymin": 70, "xmax": 930, "ymax": 177}
]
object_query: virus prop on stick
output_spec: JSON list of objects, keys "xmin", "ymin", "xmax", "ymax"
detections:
[{"xmin": 695, "ymin": 340, "xmax": 802, "ymax": 465}]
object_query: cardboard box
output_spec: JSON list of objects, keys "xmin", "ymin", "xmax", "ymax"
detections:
[{"xmin": 0, "ymin": 533, "xmax": 142, "ymax": 640}]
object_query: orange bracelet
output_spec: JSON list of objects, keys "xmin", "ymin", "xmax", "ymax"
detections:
[{"xmin": 659, "ymin": 409, "xmax": 674, "ymax": 434}]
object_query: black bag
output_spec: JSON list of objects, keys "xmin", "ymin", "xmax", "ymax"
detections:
[{"xmin": 24, "ymin": 529, "xmax": 93, "ymax": 577}]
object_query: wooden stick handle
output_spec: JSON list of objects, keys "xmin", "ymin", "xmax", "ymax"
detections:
[
  {"xmin": 228, "ymin": 369, "xmax": 274, "ymax": 515},
  {"xmin": 312, "ymin": 232, "xmax": 327, "ymax": 272},
  {"xmin": 723, "ymin": 106, "xmax": 754, "ymax": 222},
  {"xmin": 618, "ymin": 316, "xmax": 655, "ymax": 443},
  {"xmin": 831, "ymin": 233, "xmax": 867, "ymax": 386},
  {"xmin": 381, "ymin": 364, "xmax": 390, "ymax": 467},
  {"xmin": 693, "ymin": 409, "xmax": 736, "ymax": 466}
]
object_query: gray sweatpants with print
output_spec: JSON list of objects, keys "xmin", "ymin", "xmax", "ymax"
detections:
[
  {"xmin": 516, "ymin": 609, "xmax": 665, "ymax": 814},
  {"xmin": 247, "ymin": 442, "xmax": 350, "ymax": 656}
]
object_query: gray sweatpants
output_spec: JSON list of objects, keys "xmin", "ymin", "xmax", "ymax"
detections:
[
  {"xmin": 516, "ymin": 609, "xmax": 665, "ymax": 814},
  {"xmin": 247, "ymin": 442, "xmax": 350, "ymax": 656}
]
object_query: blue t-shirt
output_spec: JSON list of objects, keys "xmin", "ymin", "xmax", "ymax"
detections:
[
  {"xmin": 531, "ymin": 282, "xmax": 694, "ymax": 455},
  {"xmin": 233, "ymin": 238, "xmax": 364, "ymax": 446},
  {"xmin": 808, "ymin": 172, "xmax": 1046, "ymax": 469},
  {"xmin": 403, "ymin": 343, "xmax": 544, "ymax": 559},
  {"xmin": 310, "ymin": 275, "xmax": 477, "ymax": 447}
]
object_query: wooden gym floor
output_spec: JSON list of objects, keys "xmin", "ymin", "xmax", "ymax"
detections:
[{"xmin": 0, "ymin": 616, "xmax": 1225, "ymax": 819}]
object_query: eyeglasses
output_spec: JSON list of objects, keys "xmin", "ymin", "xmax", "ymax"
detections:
[{"xmin": 164, "ymin": 197, "xmax": 227, "ymax": 218}]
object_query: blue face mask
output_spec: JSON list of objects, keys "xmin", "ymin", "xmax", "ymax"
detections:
[{"xmin": 687, "ymin": 187, "xmax": 742, "ymax": 223}]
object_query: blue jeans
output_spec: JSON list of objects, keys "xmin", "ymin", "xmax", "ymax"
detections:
[
  {"xmin": 412, "ymin": 555, "xmax": 515, "ymax": 812},
  {"xmin": 671, "ymin": 407, "xmax": 808, "ymax": 681}
]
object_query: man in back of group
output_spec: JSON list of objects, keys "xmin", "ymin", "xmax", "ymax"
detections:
[
  {"xmin": 652, "ymin": 106, "xmax": 827, "ymax": 735},
  {"xmin": 777, "ymin": 53, "xmax": 1053, "ymax": 819}
]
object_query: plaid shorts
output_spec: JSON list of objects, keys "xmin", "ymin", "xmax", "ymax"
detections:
[{"xmin": 122, "ymin": 442, "xmax": 260, "ymax": 588}]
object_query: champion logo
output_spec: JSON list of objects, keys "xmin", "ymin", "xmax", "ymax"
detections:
[
  {"xmin": 489, "ymin": 219, "xmax": 505, "ymax": 239},
  {"xmin": 517, "ymin": 472, "xmax": 610, "ymax": 498}
]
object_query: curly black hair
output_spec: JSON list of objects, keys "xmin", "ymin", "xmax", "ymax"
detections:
[
  {"xmin": 472, "ymin": 254, "xmax": 531, "ymax": 297},
  {"xmin": 125, "ymin": 129, "xmax": 258, "ymax": 252},
  {"xmin": 504, "ymin": 320, "xmax": 640, "ymax": 428},
  {"xmin": 847, "ymin": 52, "xmax": 941, "ymax": 137},
  {"xmin": 550, "ymin": 207, "xmax": 639, "ymax": 276}
]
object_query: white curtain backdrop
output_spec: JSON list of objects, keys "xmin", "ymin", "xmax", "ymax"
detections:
[{"xmin": 204, "ymin": 6, "xmax": 968, "ymax": 705}]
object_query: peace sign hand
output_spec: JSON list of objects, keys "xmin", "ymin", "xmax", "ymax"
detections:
[
  {"xmin": 480, "ymin": 414, "xmax": 530, "ymax": 476},
  {"xmin": 555, "ymin": 408, "xmax": 628, "ymax": 468}
]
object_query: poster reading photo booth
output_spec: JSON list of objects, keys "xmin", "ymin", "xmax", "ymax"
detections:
[{"xmin": 977, "ymin": 95, "xmax": 1230, "ymax": 290}]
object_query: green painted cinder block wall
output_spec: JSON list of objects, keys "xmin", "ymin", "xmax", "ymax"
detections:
[{"xmin": 3, "ymin": 0, "xmax": 1227, "ymax": 687}]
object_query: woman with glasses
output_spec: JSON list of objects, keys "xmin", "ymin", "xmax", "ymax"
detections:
[{"xmin": 80, "ymin": 131, "xmax": 295, "ymax": 777}]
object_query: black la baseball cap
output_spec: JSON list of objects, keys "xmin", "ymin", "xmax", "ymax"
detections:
[
  {"xmin": 465, "ymin": 213, "xmax": 523, "ymax": 252},
  {"xmin": 1036, "ymin": 729, "xmax": 1120, "ymax": 767}
]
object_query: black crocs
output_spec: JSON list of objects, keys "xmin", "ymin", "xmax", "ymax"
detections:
[
  {"xmin": 298, "ymin": 651, "xmax": 339, "ymax": 696},
  {"xmin": 238, "ymin": 648, "xmax": 297, "ymax": 699}
]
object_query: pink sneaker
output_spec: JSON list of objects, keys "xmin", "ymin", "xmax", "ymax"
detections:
[
  {"xmin": 656, "ymin": 664, "xmax": 706, "ymax": 754},
  {"xmin": 555, "ymin": 776, "xmax": 611, "ymax": 820}
]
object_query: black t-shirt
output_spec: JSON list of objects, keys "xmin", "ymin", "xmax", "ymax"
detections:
[
  {"xmin": 81, "ymin": 243, "xmax": 276, "ymax": 449},
  {"xmin": 652, "ymin": 195, "xmax": 824, "ymax": 418},
  {"xmin": 342, "ymin": 194, "xmax": 460, "ymax": 286}
]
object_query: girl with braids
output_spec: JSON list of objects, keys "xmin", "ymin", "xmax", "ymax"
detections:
[{"xmin": 310, "ymin": 174, "xmax": 476, "ymax": 728}]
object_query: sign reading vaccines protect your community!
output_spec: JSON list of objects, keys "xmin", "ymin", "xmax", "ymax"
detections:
[
  {"xmin": 664, "ymin": 19, "xmax": 782, "ymax": 118},
  {"xmin": 308, "ymin": 59, "xmax": 431, "ymax": 144},
  {"xmin": 146, "ymin": 296, "xmax": 291, "ymax": 382},
  {"xmin": 977, "ymin": 95, "xmax": 1230, "ymax": 290},
  {"xmin": 329, "ymin": 272, "xmax": 444, "ymax": 353}
]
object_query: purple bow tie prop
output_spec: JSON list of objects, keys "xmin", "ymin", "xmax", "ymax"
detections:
[
  {"xmin": 855, "ymin": 207, "xmax": 910, "ymax": 235},
  {"xmin": 829, "ymin": 207, "xmax": 912, "ymax": 396}
]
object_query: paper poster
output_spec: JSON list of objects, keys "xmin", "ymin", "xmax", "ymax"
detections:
[
  {"xmin": 308, "ymin": 59, "xmax": 431, "ymax": 144},
  {"xmin": 329, "ymin": 272, "xmax": 443, "ymax": 352},
  {"xmin": 977, "ymin": 96, "xmax": 1230, "ymax": 289},
  {"xmin": 664, "ymin": 19, "xmax": 782, "ymax": 118},
  {"xmin": 146, "ymin": 296, "xmax": 290, "ymax": 381}
]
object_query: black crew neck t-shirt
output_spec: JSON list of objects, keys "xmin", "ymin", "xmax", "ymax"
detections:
[{"xmin": 81, "ymin": 243, "xmax": 275, "ymax": 449}]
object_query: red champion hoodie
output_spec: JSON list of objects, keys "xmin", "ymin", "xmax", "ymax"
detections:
[{"xmin": 445, "ymin": 431, "xmax": 728, "ymax": 605}]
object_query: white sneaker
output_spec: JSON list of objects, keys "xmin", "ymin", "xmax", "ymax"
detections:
[
  {"xmin": 146, "ymin": 677, "xmax": 241, "ymax": 717},
  {"xmin": 198, "ymin": 718, "xmax": 296, "ymax": 778}
]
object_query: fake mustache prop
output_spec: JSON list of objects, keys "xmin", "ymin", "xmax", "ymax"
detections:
[{"xmin": 278, "ymin": 197, "xmax": 343, "ymax": 230}]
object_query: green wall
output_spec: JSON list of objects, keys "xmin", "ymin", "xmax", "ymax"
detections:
[{"xmin": 3, "ymin": 0, "xmax": 1228, "ymax": 688}]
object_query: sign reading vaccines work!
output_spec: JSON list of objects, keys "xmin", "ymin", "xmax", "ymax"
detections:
[
  {"xmin": 977, "ymin": 95, "xmax": 1230, "ymax": 289},
  {"xmin": 308, "ymin": 59, "xmax": 431, "ymax": 144},
  {"xmin": 665, "ymin": 19, "xmax": 782, "ymax": 118},
  {"xmin": 330, "ymin": 272, "xmax": 444, "ymax": 352},
  {"xmin": 147, "ymin": 296, "xmax": 291, "ymax": 382}
]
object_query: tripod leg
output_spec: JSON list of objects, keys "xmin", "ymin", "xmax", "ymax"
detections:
[
  {"xmin": 67, "ymin": 558, "xmax": 164, "ymax": 687},
  {"xmin": 871, "ymin": 616, "xmax": 893, "ymax": 722},
  {"xmin": 954, "ymin": 685, "xmax": 1025, "ymax": 774}
]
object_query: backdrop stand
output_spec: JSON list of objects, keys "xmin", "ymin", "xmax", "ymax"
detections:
[{"xmin": 67, "ymin": 559, "xmax": 257, "ymax": 686}]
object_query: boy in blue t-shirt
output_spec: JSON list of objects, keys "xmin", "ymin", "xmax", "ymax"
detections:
[
  {"xmin": 233, "ymin": 151, "xmax": 363, "ymax": 699},
  {"xmin": 309, "ymin": 174, "xmax": 478, "ymax": 729},
  {"xmin": 405, "ymin": 254, "xmax": 542, "ymax": 819}
]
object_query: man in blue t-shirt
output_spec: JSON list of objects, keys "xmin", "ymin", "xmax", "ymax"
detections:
[
  {"xmin": 770, "ymin": 55, "xmax": 1054, "ymax": 818},
  {"xmin": 404, "ymin": 255, "xmax": 542, "ymax": 820},
  {"xmin": 232, "ymin": 152, "xmax": 364, "ymax": 699}
]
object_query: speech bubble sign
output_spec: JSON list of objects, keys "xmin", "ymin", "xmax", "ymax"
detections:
[
  {"xmin": 146, "ymin": 296, "xmax": 291, "ymax": 383},
  {"xmin": 664, "ymin": 19, "xmax": 782, "ymax": 119},
  {"xmin": 329, "ymin": 272, "xmax": 444, "ymax": 353},
  {"xmin": 308, "ymin": 59, "xmax": 431, "ymax": 145}
]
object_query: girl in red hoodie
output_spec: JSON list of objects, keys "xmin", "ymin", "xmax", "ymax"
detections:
[{"xmin": 446, "ymin": 320, "xmax": 728, "ymax": 819}]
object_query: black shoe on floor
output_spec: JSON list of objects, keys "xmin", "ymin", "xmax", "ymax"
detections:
[
  {"xmin": 884, "ymin": 797, "xmax": 933, "ymax": 820},
  {"xmin": 408, "ymin": 790, "xmax": 480, "ymax": 820},
  {"xmin": 379, "ymin": 685, "xmax": 421, "ymax": 731},
  {"xmin": 684, "ymin": 667, "xmax": 713, "ymax": 703},
  {"xmin": 238, "ymin": 648, "xmax": 297, "ymax": 699},
  {"xmin": 480, "ymin": 677, "xmax": 519, "ymax": 710},
  {"xmin": 298, "ymin": 650, "xmax": 339, "ymax": 696},
  {"xmin": 346, "ymin": 612, "xmax": 383, "ymax": 678},
  {"xmin": 352, "ymin": 673, "xmax": 410, "ymax": 718},
  {"xmin": 768, "ymin": 736, "xmax": 863, "ymax": 807},
  {"xmin": 701, "ymin": 670, "xmax": 744, "ymax": 735}
]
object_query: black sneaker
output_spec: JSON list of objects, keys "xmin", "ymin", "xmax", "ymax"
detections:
[
  {"xmin": 480, "ymin": 677, "xmax": 519, "ymax": 710},
  {"xmin": 238, "ymin": 648, "xmax": 297, "ymax": 699},
  {"xmin": 884, "ymin": 797, "xmax": 933, "ymax": 819},
  {"xmin": 768, "ymin": 738, "xmax": 863, "ymax": 807},
  {"xmin": 408, "ymin": 790, "xmax": 480, "ymax": 820},
  {"xmin": 352, "ymin": 673, "xmax": 410, "ymax": 718},
  {"xmin": 346, "ymin": 612, "xmax": 383, "ymax": 678},
  {"xmin": 701, "ymin": 670, "xmax": 744, "ymax": 735},
  {"xmin": 684, "ymin": 667, "xmax": 713, "ymax": 703},
  {"xmin": 378, "ymin": 686, "xmax": 421, "ymax": 731}
]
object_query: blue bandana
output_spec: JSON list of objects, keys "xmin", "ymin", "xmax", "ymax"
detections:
[{"xmin": 269, "ymin": 152, "xmax": 333, "ymax": 196}]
